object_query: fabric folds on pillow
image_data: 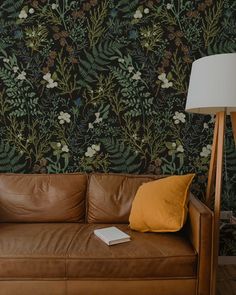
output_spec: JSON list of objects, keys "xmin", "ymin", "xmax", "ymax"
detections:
[{"xmin": 129, "ymin": 174, "xmax": 195, "ymax": 232}]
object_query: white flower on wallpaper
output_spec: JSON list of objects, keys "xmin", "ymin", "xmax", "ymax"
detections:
[
  {"xmin": 118, "ymin": 58, "xmax": 124, "ymax": 63},
  {"xmin": 16, "ymin": 71, "xmax": 26, "ymax": 80},
  {"xmin": 161, "ymin": 81, "xmax": 173, "ymax": 88},
  {"xmin": 13, "ymin": 66, "xmax": 19, "ymax": 73},
  {"xmin": 134, "ymin": 10, "xmax": 142, "ymax": 19},
  {"xmin": 85, "ymin": 147, "xmax": 96, "ymax": 157},
  {"xmin": 200, "ymin": 145, "xmax": 212, "ymax": 158},
  {"xmin": 158, "ymin": 72, "xmax": 173, "ymax": 89},
  {"xmin": 56, "ymin": 142, "xmax": 69, "ymax": 153},
  {"xmin": 58, "ymin": 111, "xmax": 71, "ymax": 124},
  {"xmin": 61, "ymin": 145, "xmax": 69, "ymax": 153},
  {"xmin": 128, "ymin": 66, "xmax": 134, "ymax": 73},
  {"xmin": 167, "ymin": 3, "xmax": 174, "ymax": 10},
  {"xmin": 177, "ymin": 145, "xmax": 184, "ymax": 153},
  {"xmin": 17, "ymin": 133, "xmax": 23, "ymax": 140},
  {"xmin": 55, "ymin": 142, "xmax": 69, "ymax": 153},
  {"xmin": 52, "ymin": 3, "xmax": 59, "ymax": 10},
  {"xmin": 98, "ymin": 87, "xmax": 103, "ymax": 93},
  {"xmin": 132, "ymin": 71, "xmax": 141, "ymax": 80},
  {"xmin": 88, "ymin": 112, "xmax": 103, "ymax": 129},
  {"xmin": 94, "ymin": 112, "xmax": 103, "ymax": 123},
  {"xmin": 169, "ymin": 142, "xmax": 184, "ymax": 153},
  {"xmin": 19, "ymin": 9, "xmax": 28, "ymax": 19},
  {"xmin": 43, "ymin": 72, "xmax": 58, "ymax": 88},
  {"xmin": 85, "ymin": 144, "xmax": 100, "ymax": 157},
  {"xmin": 158, "ymin": 73, "xmax": 166, "ymax": 81},
  {"xmin": 43, "ymin": 73, "xmax": 51, "ymax": 81},
  {"xmin": 173, "ymin": 111, "xmax": 186, "ymax": 124},
  {"xmin": 92, "ymin": 144, "xmax": 100, "ymax": 152}
]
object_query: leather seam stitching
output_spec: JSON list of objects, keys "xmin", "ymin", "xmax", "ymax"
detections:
[
  {"xmin": 0, "ymin": 277, "xmax": 197, "ymax": 281},
  {"xmin": 0, "ymin": 256, "xmax": 197, "ymax": 260}
]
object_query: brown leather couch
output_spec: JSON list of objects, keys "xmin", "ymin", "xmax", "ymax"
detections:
[{"xmin": 0, "ymin": 173, "xmax": 213, "ymax": 295}]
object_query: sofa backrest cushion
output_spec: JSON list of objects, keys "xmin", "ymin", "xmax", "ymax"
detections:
[
  {"xmin": 87, "ymin": 173, "xmax": 164, "ymax": 223},
  {"xmin": 0, "ymin": 173, "xmax": 87, "ymax": 222}
]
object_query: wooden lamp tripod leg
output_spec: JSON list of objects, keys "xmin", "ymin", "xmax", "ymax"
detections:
[
  {"xmin": 230, "ymin": 112, "xmax": 236, "ymax": 145},
  {"xmin": 206, "ymin": 114, "xmax": 219, "ymax": 207},
  {"xmin": 207, "ymin": 112, "xmax": 226, "ymax": 295}
]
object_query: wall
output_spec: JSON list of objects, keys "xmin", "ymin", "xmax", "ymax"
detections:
[{"xmin": 0, "ymin": 0, "xmax": 236, "ymax": 253}]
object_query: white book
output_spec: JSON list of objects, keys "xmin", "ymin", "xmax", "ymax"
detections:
[{"xmin": 94, "ymin": 226, "xmax": 131, "ymax": 246}]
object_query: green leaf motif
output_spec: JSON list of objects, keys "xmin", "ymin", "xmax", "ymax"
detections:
[
  {"xmin": 0, "ymin": 142, "xmax": 26, "ymax": 172},
  {"xmin": 0, "ymin": 67, "xmax": 40, "ymax": 117},
  {"xmin": 78, "ymin": 41, "xmax": 123, "ymax": 88},
  {"xmin": 102, "ymin": 138, "xmax": 141, "ymax": 173}
]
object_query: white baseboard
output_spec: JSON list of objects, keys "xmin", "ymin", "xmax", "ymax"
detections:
[{"xmin": 218, "ymin": 256, "xmax": 236, "ymax": 264}]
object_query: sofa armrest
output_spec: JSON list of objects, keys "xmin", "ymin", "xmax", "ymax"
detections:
[{"xmin": 186, "ymin": 194, "xmax": 213, "ymax": 295}]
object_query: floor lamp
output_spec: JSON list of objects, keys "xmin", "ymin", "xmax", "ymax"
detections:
[{"xmin": 185, "ymin": 53, "xmax": 236, "ymax": 295}]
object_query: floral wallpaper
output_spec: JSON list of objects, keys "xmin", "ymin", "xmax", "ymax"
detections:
[{"xmin": 0, "ymin": 0, "xmax": 236, "ymax": 253}]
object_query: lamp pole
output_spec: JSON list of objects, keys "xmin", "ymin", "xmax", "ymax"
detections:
[{"xmin": 206, "ymin": 111, "xmax": 225, "ymax": 295}]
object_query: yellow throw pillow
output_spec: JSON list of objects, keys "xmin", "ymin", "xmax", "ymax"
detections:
[{"xmin": 129, "ymin": 174, "xmax": 195, "ymax": 232}]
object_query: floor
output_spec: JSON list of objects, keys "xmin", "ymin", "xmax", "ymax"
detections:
[{"xmin": 217, "ymin": 265, "xmax": 236, "ymax": 295}]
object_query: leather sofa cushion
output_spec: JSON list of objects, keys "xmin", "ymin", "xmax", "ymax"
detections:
[
  {"xmin": 0, "ymin": 223, "xmax": 197, "ymax": 280},
  {"xmin": 0, "ymin": 223, "xmax": 83, "ymax": 278},
  {"xmin": 87, "ymin": 173, "xmax": 164, "ymax": 223},
  {"xmin": 0, "ymin": 173, "xmax": 87, "ymax": 222},
  {"xmin": 67, "ymin": 224, "xmax": 197, "ymax": 279}
]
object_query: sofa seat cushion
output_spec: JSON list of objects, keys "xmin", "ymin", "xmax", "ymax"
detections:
[
  {"xmin": 0, "ymin": 224, "xmax": 197, "ymax": 280},
  {"xmin": 67, "ymin": 224, "xmax": 197, "ymax": 279},
  {"xmin": 0, "ymin": 223, "xmax": 83, "ymax": 279}
]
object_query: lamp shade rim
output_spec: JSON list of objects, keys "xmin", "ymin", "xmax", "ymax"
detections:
[
  {"xmin": 192, "ymin": 52, "xmax": 236, "ymax": 65},
  {"xmin": 185, "ymin": 106, "xmax": 236, "ymax": 115}
]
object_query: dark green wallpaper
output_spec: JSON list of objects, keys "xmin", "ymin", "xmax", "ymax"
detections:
[{"xmin": 0, "ymin": 0, "xmax": 236, "ymax": 252}]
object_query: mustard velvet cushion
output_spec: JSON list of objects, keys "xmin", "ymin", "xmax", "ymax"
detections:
[{"xmin": 129, "ymin": 174, "xmax": 195, "ymax": 232}]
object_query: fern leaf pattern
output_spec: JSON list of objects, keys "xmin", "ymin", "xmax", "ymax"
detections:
[
  {"xmin": 0, "ymin": 142, "xmax": 26, "ymax": 172},
  {"xmin": 101, "ymin": 138, "xmax": 141, "ymax": 173}
]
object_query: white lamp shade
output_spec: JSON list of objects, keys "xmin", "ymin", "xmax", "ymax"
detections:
[{"xmin": 185, "ymin": 53, "xmax": 236, "ymax": 114}]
